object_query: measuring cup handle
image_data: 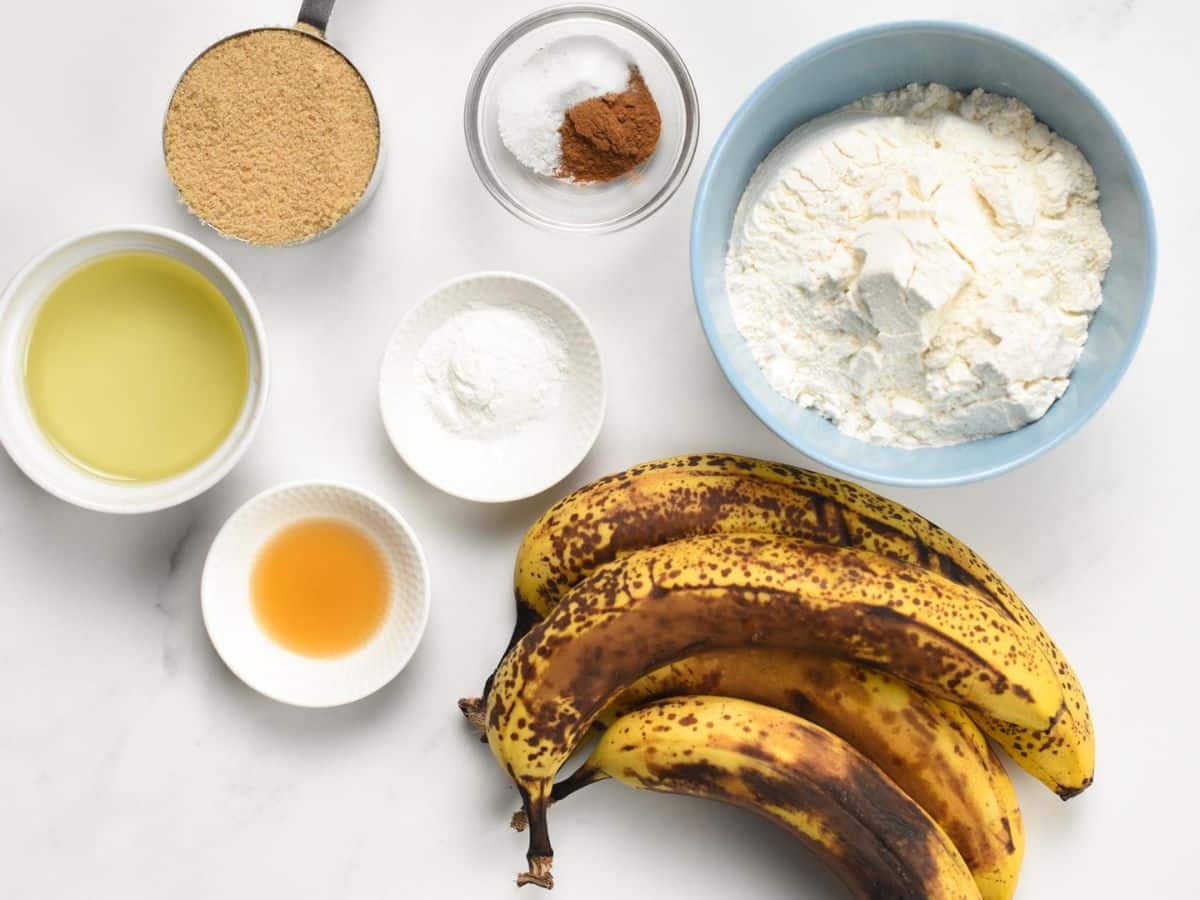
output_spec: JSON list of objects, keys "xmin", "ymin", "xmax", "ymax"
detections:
[{"xmin": 297, "ymin": 0, "xmax": 336, "ymax": 37}]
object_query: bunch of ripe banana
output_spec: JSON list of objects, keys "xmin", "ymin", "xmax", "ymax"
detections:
[{"xmin": 459, "ymin": 453, "xmax": 1094, "ymax": 899}]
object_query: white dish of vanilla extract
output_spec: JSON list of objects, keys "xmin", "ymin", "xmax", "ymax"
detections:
[{"xmin": 379, "ymin": 272, "xmax": 605, "ymax": 503}]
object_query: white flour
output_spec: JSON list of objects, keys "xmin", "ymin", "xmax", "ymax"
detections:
[
  {"xmin": 416, "ymin": 304, "xmax": 568, "ymax": 439},
  {"xmin": 726, "ymin": 83, "xmax": 1113, "ymax": 448},
  {"xmin": 497, "ymin": 36, "xmax": 633, "ymax": 177}
]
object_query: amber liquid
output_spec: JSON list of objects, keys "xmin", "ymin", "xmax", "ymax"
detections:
[{"xmin": 251, "ymin": 518, "xmax": 390, "ymax": 657}]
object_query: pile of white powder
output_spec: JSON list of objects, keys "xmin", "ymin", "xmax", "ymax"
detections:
[
  {"xmin": 415, "ymin": 304, "xmax": 568, "ymax": 439},
  {"xmin": 726, "ymin": 83, "xmax": 1113, "ymax": 448},
  {"xmin": 497, "ymin": 35, "xmax": 633, "ymax": 177}
]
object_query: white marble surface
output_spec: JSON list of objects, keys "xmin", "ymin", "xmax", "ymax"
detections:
[{"xmin": 0, "ymin": 1, "xmax": 1195, "ymax": 897}]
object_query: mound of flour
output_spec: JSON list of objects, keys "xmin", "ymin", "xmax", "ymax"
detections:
[{"xmin": 726, "ymin": 83, "xmax": 1113, "ymax": 448}]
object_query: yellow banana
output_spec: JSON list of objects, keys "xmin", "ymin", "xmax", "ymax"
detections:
[
  {"xmin": 482, "ymin": 452, "xmax": 1093, "ymax": 798},
  {"xmin": 544, "ymin": 696, "xmax": 983, "ymax": 899},
  {"xmin": 596, "ymin": 649, "xmax": 1023, "ymax": 900},
  {"xmin": 485, "ymin": 534, "xmax": 1061, "ymax": 887},
  {"xmin": 482, "ymin": 646, "xmax": 1023, "ymax": 897}
]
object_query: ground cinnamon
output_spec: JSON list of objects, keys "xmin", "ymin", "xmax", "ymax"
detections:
[{"xmin": 558, "ymin": 69, "xmax": 661, "ymax": 183}]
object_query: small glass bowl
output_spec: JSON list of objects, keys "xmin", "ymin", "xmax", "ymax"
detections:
[{"xmin": 464, "ymin": 4, "xmax": 699, "ymax": 233}]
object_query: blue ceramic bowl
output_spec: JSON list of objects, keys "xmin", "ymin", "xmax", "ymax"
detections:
[{"xmin": 691, "ymin": 21, "xmax": 1155, "ymax": 487}]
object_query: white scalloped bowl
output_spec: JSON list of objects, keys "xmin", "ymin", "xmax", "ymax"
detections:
[
  {"xmin": 201, "ymin": 482, "xmax": 430, "ymax": 707},
  {"xmin": 379, "ymin": 271, "xmax": 605, "ymax": 502},
  {"xmin": 0, "ymin": 226, "xmax": 268, "ymax": 513}
]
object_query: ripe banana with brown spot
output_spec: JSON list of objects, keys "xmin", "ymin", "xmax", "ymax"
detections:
[
  {"xmin": 544, "ymin": 696, "xmax": 984, "ymax": 899},
  {"xmin": 494, "ymin": 647, "xmax": 1023, "ymax": 897},
  {"xmin": 510, "ymin": 648, "xmax": 1023, "ymax": 898},
  {"xmin": 594, "ymin": 648, "xmax": 1023, "ymax": 900},
  {"xmin": 484, "ymin": 534, "xmax": 1061, "ymax": 887},
  {"xmin": 473, "ymin": 452, "xmax": 1092, "ymax": 798}
]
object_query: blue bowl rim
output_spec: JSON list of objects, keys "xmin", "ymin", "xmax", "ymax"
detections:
[{"xmin": 689, "ymin": 19, "xmax": 1157, "ymax": 488}]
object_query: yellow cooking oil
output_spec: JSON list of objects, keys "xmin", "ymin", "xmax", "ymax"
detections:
[{"xmin": 23, "ymin": 251, "xmax": 249, "ymax": 482}]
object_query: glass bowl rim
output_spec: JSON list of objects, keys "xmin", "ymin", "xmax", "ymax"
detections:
[{"xmin": 463, "ymin": 3, "xmax": 700, "ymax": 234}]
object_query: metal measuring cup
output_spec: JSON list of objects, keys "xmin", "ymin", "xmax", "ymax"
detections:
[{"xmin": 162, "ymin": 0, "xmax": 385, "ymax": 246}]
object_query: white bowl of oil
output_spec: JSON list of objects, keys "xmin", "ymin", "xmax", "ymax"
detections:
[
  {"xmin": 0, "ymin": 225, "xmax": 269, "ymax": 513},
  {"xmin": 201, "ymin": 482, "xmax": 431, "ymax": 707}
]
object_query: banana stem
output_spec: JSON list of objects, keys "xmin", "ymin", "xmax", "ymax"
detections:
[
  {"xmin": 511, "ymin": 762, "xmax": 610, "ymax": 832},
  {"xmin": 517, "ymin": 787, "xmax": 554, "ymax": 889},
  {"xmin": 516, "ymin": 855, "xmax": 553, "ymax": 890},
  {"xmin": 551, "ymin": 761, "xmax": 608, "ymax": 803},
  {"xmin": 457, "ymin": 696, "xmax": 486, "ymax": 738}
]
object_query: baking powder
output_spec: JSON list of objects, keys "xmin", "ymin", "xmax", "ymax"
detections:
[{"xmin": 415, "ymin": 304, "xmax": 568, "ymax": 439}]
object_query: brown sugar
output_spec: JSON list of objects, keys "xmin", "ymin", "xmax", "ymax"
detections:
[
  {"xmin": 163, "ymin": 28, "xmax": 380, "ymax": 245},
  {"xmin": 558, "ymin": 69, "xmax": 661, "ymax": 183}
]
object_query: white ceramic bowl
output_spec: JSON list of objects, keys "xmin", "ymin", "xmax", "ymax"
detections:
[
  {"xmin": 379, "ymin": 272, "xmax": 605, "ymax": 502},
  {"xmin": 0, "ymin": 226, "xmax": 269, "ymax": 513},
  {"xmin": 201, "ymin": 482, "xmax": 431, "ymax": 707}
]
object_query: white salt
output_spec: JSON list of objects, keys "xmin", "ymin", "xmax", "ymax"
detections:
[{"xmin": 497, "ymin": 35, "xmax": 633, "ymax": 177}]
